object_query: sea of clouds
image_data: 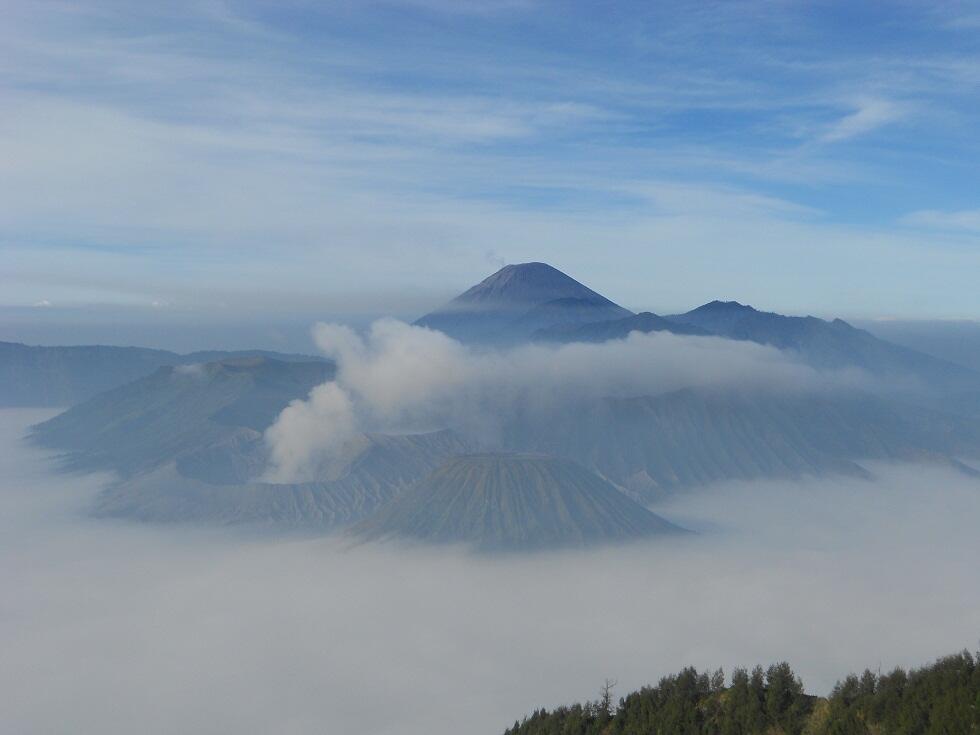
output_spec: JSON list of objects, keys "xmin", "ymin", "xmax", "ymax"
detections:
[{"xmin": 3, "ymin": 408, "xmax": 979, "ymax": 735}]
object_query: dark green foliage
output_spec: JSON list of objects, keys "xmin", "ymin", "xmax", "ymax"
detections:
[
  {"xmin": 504, "ymin": 649, "xmax": 980, "ymax": 735},
  {"xmin": 808, "ymin": 651, "xmax": 980, "ymax": 735}
]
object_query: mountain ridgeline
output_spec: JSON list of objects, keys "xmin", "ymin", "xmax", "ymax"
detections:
[
  {"xmin": 533, "ymin": 311, "xmax": 710, "ymax": 342},
  {"xmin": 667, "ymin": 300, "xmax": 980, "ymax": 391},
  {"xmin": 20, "ymin": 261, "xmax": 980, "ymax": 550},
  {"xmin": 502, "ymin": 647, "xmax": 980, "ymax": 735},
  {"xmin": 31, "ymin": 357, "xmax": 336, "ymax": 477},
  {"xmin": 0, "ymin": 340, "xmax": 325, "ymax": 408}
]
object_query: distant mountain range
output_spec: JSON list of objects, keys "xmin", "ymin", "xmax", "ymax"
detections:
[
  {"xmin": 0, "ymin": 340, "xmax": 325, "ymax": 407},
  {"xmin": 419, "ymin": 263, "xmax": 980, "ymax": 397},
  {"xmin": 18, "ymin": 261, "xmax": 980, "ymax": 550},
  {"xmin": 666, "ymin": 300, "xmax": 979, "ymax": 389}
]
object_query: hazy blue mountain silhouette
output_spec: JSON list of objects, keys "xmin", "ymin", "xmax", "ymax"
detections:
[
  {"xmin": 20, "ymin": 263, "xmax": 980, "ymax": 543},
  {"xmin": 414, "ymin": 265, "xmax": 979, "ymax": 397},
  {"xmin": 0, "ymin": 340, "xmax": 324, "ymax": 408},
  {"xmin": 666, "ymin": 301, "xmax": 980, "ymax": 389},
  {"xmin": 414, "ymin": 262, "xmax": 632, "ymax": 342},
  {"xmin": 534, "ymin": 311, "xmax": 709, "ymax": 342},
  {"xmin": 30, "ymin": 357, "xmax": 335, "ymax": 477}
]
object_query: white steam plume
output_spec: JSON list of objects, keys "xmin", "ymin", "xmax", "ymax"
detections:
[{"xmin": 263, "ymin": 319, "xmax": 860, "ymax": 483}]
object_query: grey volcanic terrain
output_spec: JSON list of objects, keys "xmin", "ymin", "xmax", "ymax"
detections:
[
  {"xmin": 353, "ymin": 453, "xmax": 685, "ymax": 551},
  {"xmin": 30, "ymin": 357, "xmax": 470, "ymax": 529},
  {"xmin": 506, "ymin": 388, "xmax": 980, "ymax": 501},
  {"xmin": 95, "ymin": 430, "xmax": 472, "ymax": 529},
  {"xmin": 14, "ymin": 262, "xmax": 980, "ymax": 549},
  {"xmin": 31, "ymin": 357, "xmax": 335, "ymax": 477}
]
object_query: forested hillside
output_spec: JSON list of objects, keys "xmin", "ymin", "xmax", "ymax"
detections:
[{"xmin": 503, "ymin": 649, "xmax": 980, "ymax": 735}]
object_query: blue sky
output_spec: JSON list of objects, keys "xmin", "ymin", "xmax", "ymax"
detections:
[{"xmin": 3, "ymin": 0, "xmax": 980, "ymax": 349}]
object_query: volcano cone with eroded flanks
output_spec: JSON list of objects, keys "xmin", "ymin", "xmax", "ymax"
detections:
[{"xmin": 353, "ymin": 452, "xmax": 686, "ymax": 551}]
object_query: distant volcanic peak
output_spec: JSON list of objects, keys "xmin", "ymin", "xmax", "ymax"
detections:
[
  {"xmin": 413, "ymin": 262, "xmax": 631, "ymax": 343},
  {"xmin": 453, "ymin": 262, "xmax": 620, "ymax": 309},
  {"xmin": 693, "ymin": 300, "xmax": 756, "ymax": 314}
]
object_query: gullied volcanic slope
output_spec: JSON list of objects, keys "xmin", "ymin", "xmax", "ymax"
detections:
[
  {"xmin": 505, "ymin": 388, "xmax": 980, "ymax": 501},
  {"xmin": 353, "ymin": 453, "xmax": 685, "ymax": 550},
  {"xmin": 30, "ymin": 356, "xmax": 473, "ymax": 529},
  {"xmin": 94, "ymin": 429, "xmax": 472, "ymax": 529},
  {"xmin": 30, "ymin": 356, "xmax": 335, "ymax": 476}
]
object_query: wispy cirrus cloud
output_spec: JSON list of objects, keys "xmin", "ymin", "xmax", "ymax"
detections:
[
  {"xmin": 2, "ymin": 0, "xmax": 980, "ymax": 332},
  {"xmin": 819, "ymin": 98, "xmax": 907, "ymax": 143},
  {"xmin": 901, "ymin": 208, "xmax": 980, "ymax": 233}
]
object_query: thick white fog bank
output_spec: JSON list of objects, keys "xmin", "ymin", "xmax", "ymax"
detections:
[{"xmin": 2, "ymin": 409, "xmax": 979, "ymax": 735}]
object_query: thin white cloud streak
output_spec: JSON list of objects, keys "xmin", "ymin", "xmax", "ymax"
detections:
[
  {"xmin": 819, "ymin": 98, "xmax": 906, "ymax": 142},
  {"xmin": 371, "ymin": 0, "xmax": 540, "ymax": 15},
  {"xmin": 902, "ymin": 208, "xmax": 980, "ymax": 233},
  {"xmin": 613, "ymin": 181, "xmax": 821, "ymax": 218},
  {"xmin": 2, "ymin": 410, "xmax": 980, "ymax": 735},
  {"xmin": 263, "ymin": 320, "xmax": 858, "ymax": 482}
]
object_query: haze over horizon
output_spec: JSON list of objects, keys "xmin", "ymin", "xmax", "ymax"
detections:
[{"xmin": 3, "ymin": 1, "xmax": 980, "ymax": 352}]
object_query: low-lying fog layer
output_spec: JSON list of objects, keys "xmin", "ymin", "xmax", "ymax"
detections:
[{"xmin": 2, "ymin": 408, "xmax": 978, "ymax": 735}]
